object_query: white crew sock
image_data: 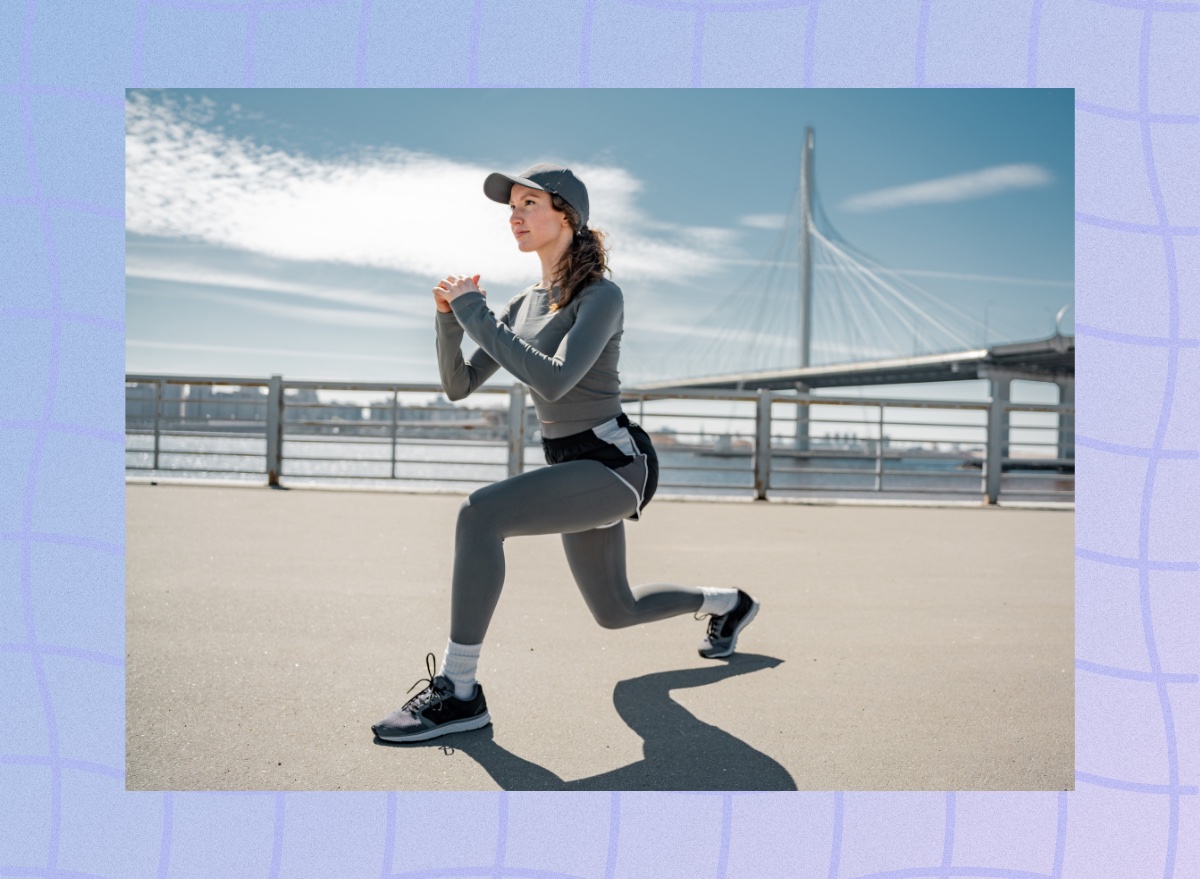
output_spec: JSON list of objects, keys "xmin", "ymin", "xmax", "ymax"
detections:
[
  {"xmin": 441, "ymin": 640, "xmax": 482, "ymax": 700},
  {"xmin": 699, "ymin": 587, "xmax": 739, "ymax": 617}
]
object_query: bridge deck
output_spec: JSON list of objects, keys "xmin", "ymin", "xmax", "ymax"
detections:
[
  {"xmin": 634, "ymin": 334, "xmax": 1075, "ymax": 391},
  {"xmin": 127, "ymin": 483, "xmax": 1073, "ymax": 791}
]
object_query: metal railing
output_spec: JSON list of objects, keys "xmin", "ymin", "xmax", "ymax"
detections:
[{"xmin": 126, "ymin": 374, "xmax": 1074, "ymax": 504}]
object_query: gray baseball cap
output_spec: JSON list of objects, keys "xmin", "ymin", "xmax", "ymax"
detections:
[{"xmin": 484, "ymin": 164, "xmax": 589, "ymax": 231}]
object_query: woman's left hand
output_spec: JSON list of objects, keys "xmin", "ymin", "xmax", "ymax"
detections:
[{"xmin": 435, "ymin": 274, "xmax": 486, "ymax": 303}]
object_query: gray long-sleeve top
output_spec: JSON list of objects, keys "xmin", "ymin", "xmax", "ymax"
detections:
[{"xmin": 435, "ymin": 278, "xmax": 624, "ymax": 439}]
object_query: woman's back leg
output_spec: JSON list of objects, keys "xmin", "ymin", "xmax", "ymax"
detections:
[{"xmin": 561, "ymin": 522, "xmax": 703, "ymax": 630}]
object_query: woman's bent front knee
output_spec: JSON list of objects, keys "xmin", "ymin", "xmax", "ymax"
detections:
[{"xmin": 456, "ymin": 493, "xmax": 492, "ymax": 536}]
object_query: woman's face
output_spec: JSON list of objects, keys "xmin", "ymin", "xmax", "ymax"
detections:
[{"xmin": 508, "ymin": 184, "xmax": 571, "ymax": 254}]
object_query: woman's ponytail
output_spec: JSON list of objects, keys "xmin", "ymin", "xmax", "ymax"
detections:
[{"xmin": 549, "ymin": 194, "xmax": 610, "ymax": 311}]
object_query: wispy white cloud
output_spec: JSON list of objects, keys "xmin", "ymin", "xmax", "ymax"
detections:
[
  {"xmin": 125, "ymin": 256, "xmax": 410, "ymax": 312},
  {"xmin": 126, "ymin": 279, "xmax": 422, "ymax": 330},
  {"xmin": 625, "ymin": 320, "xmax": 778, "ymax": 342},
  {"xmin": 126, "ymin": 339, "xmax": 427, "ymax": 366},
  {"xmin": 862, "ymin": 267, "xmax": 1073, "ymax": 288},
  {"xmin": 184, "ymin": 289, "xmax": 421, "ymax": 329},
  {"xmin": 712, "ymin": 257, "xmax": 1071, "ymax": 288},
  {"xmin": 125, "ymin": 92, "xmax": 733, "ymax": 286},
  {"xmin": 841, "ymin": 164, "xmax": 1053, "ymax": 213},
  {"xmin": 738, "ymin": 214, "xmax": 789, "ymax": 230}
]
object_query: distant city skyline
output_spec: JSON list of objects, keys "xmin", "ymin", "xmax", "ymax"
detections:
[{"xmin": 126, "ymin": 88, "xmax": 1073, "ymax": 403}]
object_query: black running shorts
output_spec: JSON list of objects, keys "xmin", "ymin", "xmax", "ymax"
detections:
[{"xmin": 540, "ymin": 413, "xmax": 659, "ymax": 523}]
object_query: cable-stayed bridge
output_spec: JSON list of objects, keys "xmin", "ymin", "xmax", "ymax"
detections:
[{"xmin": 634, "ymin": 128, "xmax": 1074, "ymax": 397}]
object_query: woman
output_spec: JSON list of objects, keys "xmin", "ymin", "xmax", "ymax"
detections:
[{"xmin": 372, "ymin": 164, "xmax": 759, "ymax": 743}]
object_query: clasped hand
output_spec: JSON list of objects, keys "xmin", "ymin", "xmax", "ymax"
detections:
[{"xmin": 433, "ymin": 274, "xmax": 486, "ymax": 313}]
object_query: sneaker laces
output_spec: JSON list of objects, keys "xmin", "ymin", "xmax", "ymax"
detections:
[
  {"xmin": 694, "ymin": 610, "xmax": 724, "ymax": 640},
  {"xmin": 401, "ymin": 652, "xmax": 450, "ymax": 711}
]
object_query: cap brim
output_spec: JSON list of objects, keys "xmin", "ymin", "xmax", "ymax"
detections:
[{"xmin": 483, "ymin": 172, "xmax": 546, "ymax": 205}]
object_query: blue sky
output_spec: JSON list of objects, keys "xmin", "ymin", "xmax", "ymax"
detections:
[{"xmin": 126, "ymin": 88, "xmax": 1073, "ymax": 398}]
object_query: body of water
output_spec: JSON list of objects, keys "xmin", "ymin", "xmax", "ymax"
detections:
[{"xmin": 125, "ymin": 432, "xmax": 1073, "ymax": 503}]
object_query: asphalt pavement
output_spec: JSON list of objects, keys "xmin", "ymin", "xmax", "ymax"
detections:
[{"xmin": 126, "ymin": 483, "xmax": 1073, "ymax": 791}]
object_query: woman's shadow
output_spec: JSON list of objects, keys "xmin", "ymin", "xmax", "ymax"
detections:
[{"xmin": 386, "ymin": 653, "xmax": 795, "ymax": 790}]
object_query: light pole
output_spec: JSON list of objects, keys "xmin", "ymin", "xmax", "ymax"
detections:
[{"xmin": 1055, "ymin": 303, "xmax": 1073, "ymax": 336}]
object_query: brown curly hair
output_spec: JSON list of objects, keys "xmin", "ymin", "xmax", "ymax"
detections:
[{"xmin": 548, "ymin": 193, "xmax": 610, "ymax": 312}]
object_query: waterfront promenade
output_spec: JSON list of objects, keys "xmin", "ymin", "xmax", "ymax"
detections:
[{"xmin": 126, "ymin": 483, "xmax": 1072, "ymax": 791}]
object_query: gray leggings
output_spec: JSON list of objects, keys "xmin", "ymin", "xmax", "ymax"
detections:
[{"xmin": 449, "ymin": 459, "xmax": 704, "ymax": 645}]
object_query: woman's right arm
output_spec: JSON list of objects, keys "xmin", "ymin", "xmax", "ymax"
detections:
[{"xmin": 435, "ymin": 310, "xmax": 503, "ymax": 401}]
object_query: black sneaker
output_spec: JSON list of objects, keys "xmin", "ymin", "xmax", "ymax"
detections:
[
  {"xmin": 372, "ymin": 653, "xmax": 491, "ymax": 743},
  {"xmin": 697, "ymin": 590, "xmax": 759, "ymax": 659}
]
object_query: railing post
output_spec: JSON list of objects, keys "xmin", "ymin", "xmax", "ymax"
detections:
[
  {"xmin": 984, "ymin": 378, "xmax": 1010, "ymax": 504},
  {"xmin": 507, "ymin": 384, "xmax": 526, "ymax": 477},
  {"xmin": 753, "ymin": 389, "xmax": 772, "ymax": 500},
  {"xmin": 152, "ymin": 380, "xmax": 162, "ymax": 471},
  {"xmin": 793, "ymin": 381, "xmax": 811, "ymax": 451},
  {"xmin": 265, "ymin": 374, "xmax": 284, "ymax": 487},
  {"xmin": 1056, "ymin": 379, "xmax": 1074, "ymax": 464},
  {"xmin": 390, "ymin": 389, "xmax": 399, "ymax": 479},
  {"xmin": 874, "ymin": 402, "xmax": 885, "ymax": 491}
]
